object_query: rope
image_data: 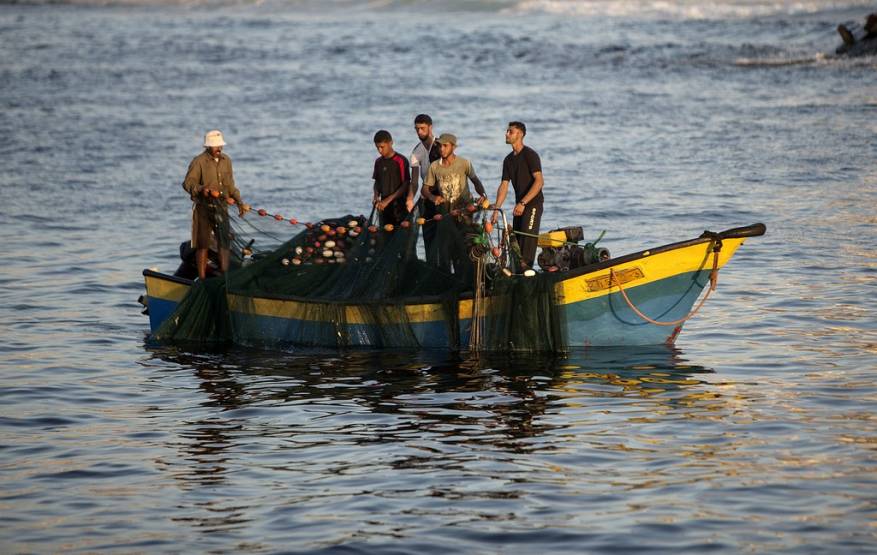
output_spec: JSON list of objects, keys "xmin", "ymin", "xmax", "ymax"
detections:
[{"xmin": 609, "ymin": 240, "xmax": 721, "ymax": 327}]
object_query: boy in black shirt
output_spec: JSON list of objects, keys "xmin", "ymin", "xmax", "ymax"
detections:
[
  {"xmin": 372, "ymin": 129, "xmax": 411, "ymax": 227},
  {"xmin": 491, "ymin": 121, "xmax": 544, "ymax": 269}
]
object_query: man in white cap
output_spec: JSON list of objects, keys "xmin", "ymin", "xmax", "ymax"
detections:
[{"xmin": 182, "ymin": 130, "xmax": 249, "ymax": 280}]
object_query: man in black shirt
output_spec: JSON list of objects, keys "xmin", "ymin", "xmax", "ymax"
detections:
[
  {"xmin": 372, "ymin": 129, "xmax": 411, "ymax": 227},
  {"xmin": 491, "ymin": 121, "xmax": 544, "ymax": 269}
]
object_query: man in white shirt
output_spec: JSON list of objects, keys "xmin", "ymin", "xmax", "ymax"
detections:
[{"xmin": 407, "ymin": 114, "xmax": 442, "ymax": 250}]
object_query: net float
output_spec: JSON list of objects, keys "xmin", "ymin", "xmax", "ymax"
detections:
[
  {"xmin": 349, "ymin": 231, "xmax": 359, "ymax": 238},
  {"xmin": 491, "ymin": 247, "xmax": 502, "ymax": 258},
  {"xmin": 547, "ymin": 265, "xmax": 558, "ymax": 272},
  {"xmin": 333, "ymin": 251, "xmax": 344, "ymax": 258},
  {"xmin": 295, "ymin": 246, "xmax": 303, "ymax": 255},
  {"xmin": 210, "ymin": 190, "xmax": 221, "ymax": 198},
  {"xmin": 305, "ymin": 246, "xmax": 314, "ymax": 253},
  {"xmin": 274, "ymin": 214, "xmax": 284, "ymax": 221},
  {"xmin": 481, "ymin": 198, "xmax": 490, "ymax": 209},
  {"xmin": 433, "ymin": 214, "xmax": 443, "ymax": 221},
  {"xmin": 484, "ymin": 221, "xmax": 494, "ymax": 233},
  {"xmin": 353, "ymin": 226, "xmax": 362, "ymax": 234},
  {"xmin": 318, "ymin": 234, "xmax": 328, "ymax": 241},
  {"xmin": 292, "ymin": 258, "xmax": 302, "ymax": 266},
  {"xmin": 348, "ymin": 220, "xmax": 358, "ymax": 228},
  {"xmin": 336, "ymin": 227, "xmax": 346, "ymax": 235},
  {"xmin": 400, "ymin": 221, "xmax": 410, "ymax": 229},
  {"xmin": 384, "ymin": 224, "xmax": 394, "ymax": 232},
  {"xmin": 226, "ymin": 197, "xmax": 236, "ymax": 205},
  {"xmin": 281, "ymin": 258, "xmax": 290, "ymax": 266},
  {"xmin": 325, "ymin": 240, "xmax": 336, "ymax": 248},
  {"xmin": 416, "ymin": 218, "xmax": 426, "ymax": 225},
  {"xmin": 368, "ymin": 225, "xmax": 378, "ymax": 233},
  {"xmin": 320, "ymin": 224, "xmax": 331, "ymax": 233},
  {"xmin": 258, "ymin": 209, "xmax": 267, "ymax": 217},
  {"xmin": 289, "ymin": 218, "xmax": 298, "ymax": 225},
  {"xmin": 314, "ymin": 241, "xmax": 321, "ymax": 248},
  {"xmin": 323, "ymin": 249, "xmax": 333, "ymax": 258},
  {"xmin": 524, "ymin": 269, "xmax": 536, "ymax": 277}
]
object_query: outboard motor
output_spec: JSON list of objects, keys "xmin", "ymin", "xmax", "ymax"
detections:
[
  {"xmin": 537, "ymin": 226, "xmax": 610, "ymax": 272},
  {"xmin": 174, "ymin": 240, "xmax": 220, "ymax": 279}
]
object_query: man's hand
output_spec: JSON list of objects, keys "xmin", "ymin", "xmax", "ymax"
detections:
[
  {"xmin": 405, "ymin": 197, "xmax": 415, "ymax": 213},
  {"xmin": 513, "ymin": 202, "xmax": 525, "ymax": 217},
  {"xmin": 376, "ymin": 199, "xmax": 388, "ymax": 211},
  {"xmin": 490, "ymin": 209, "xmax": 499, "ymax": 225},
  {"xmin": 433, "ymin": 195, "xmax": 445, "ymax": 206},
  {"xmin": 238, "ymin": 203, "xmax": 250, "ymax": 218}
]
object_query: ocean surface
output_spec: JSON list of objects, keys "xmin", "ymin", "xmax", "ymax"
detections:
[{"xmin": 1, "ymin": 0, "xmax": 876, "ymax": 552}]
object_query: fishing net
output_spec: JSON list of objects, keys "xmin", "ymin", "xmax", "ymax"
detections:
[{"xmin": 153, "ymin": 197, "xmax": 570, "ymax": 352}]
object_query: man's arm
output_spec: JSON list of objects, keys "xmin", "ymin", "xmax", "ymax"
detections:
[
  {"xmin": 513, "ymin": 171, "xmax": 543, "ymax": 216},
  {"xmin": 407, "ymin": 150, "xmax": 420, "ymax": 212},
  {"xmin": 491, "ymin": 179, "xmax": 510, "ymax": 223},
  {"xmin": 467, "ymin": 161, "xmax": 487, "ymax": 201},
  {"xmin": 182, "ymin": 158, "xmax": 203, "ymax": 199},
  {"xmin": 421, "ymin": 164, "xmax": 443, "ymax": 204}
]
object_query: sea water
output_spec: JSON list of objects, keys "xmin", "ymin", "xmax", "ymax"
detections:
[{"xmin": 1, "ymin": 1, "xmax": 876, "ymax": 552}]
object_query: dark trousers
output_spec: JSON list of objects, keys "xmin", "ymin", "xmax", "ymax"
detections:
[
  {"xmin": 421, "ymin": 200, "xmax": 437, "ymax": 253},
  {"xmin": 513, "ymin": 203, "xmax": 542, "ymax": 268},
  {"xmin": 378, "ymin": 199, "xmax": 408, "ymax": 227}
]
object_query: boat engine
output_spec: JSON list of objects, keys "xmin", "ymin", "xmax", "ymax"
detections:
[{"xmin": 537, "ymin": 226, "xmax": 610, "ymax": 272}]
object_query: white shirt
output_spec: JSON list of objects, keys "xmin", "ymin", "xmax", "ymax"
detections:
[{"xmin": 410, "ymin": 138, "xmax": 436, "ymax": 182}]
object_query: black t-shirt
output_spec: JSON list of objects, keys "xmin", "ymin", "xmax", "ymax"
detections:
[
  {"xmin": 373, "ymin": 153, "xmax": 411, "ymax": 199},
  {"xmin": 502, "ymin": 145, "xmax": 543, "ymax": 205}
]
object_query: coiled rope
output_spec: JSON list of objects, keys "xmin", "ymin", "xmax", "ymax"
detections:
[{"xmin": 609, "ymin": 236, "xmax": 722, "ymax": 327}]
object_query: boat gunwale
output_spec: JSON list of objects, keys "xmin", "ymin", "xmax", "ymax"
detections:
[{"xmin": 143, "ymin": 224, "xmax": 763, "ymax": 307}]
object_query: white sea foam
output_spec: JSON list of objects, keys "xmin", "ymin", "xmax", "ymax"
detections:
[{"xmin": 3, "ymin": 0, "xmax": 874, "ymax": 18}]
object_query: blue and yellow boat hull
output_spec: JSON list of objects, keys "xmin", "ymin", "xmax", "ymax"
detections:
[{"xmin": 143, "ymin": 224, "xmax": 764, "ymax": 349}]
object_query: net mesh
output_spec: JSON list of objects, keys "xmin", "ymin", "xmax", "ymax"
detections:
[{"xmin": 153, "ymin": 198, "xmax": 568, "ymax": 351}]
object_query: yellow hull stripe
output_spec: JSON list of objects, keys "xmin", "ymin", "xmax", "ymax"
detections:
[
  {"xmin": 557, "ymin": 238, "xmax": 745, "ymax": 305},
  {"xmin": 145, "ymin": 274, "xmax": 190, "ymax": 303},
  {"xmin": 149, "ymin": 237, "xmax": 747, "ymax": 325},
  {"xmin": 228, "ymin": 294, "xmax": 474, "ymax": 325}
]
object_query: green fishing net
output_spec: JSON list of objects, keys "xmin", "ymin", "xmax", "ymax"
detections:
[{"xmin": 153, "ymin": 198, "xmax": 569, "ymax": 352}]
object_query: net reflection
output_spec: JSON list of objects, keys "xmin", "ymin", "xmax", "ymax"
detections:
[
  {"xmin": 143, "ymin": 344, "xmax": 723, "ymax": 540},
  {"xmin": 144, "ymin": 345, "xmax": 717, "ymax": 456}
]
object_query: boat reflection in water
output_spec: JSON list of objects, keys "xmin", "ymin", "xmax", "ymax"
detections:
[
  {"xmin": 143, "ymin": 344, "xmax": 720, "ymax": 444},
  {"xmin": 141, "ymin": 343, "xmax": 742, "ymax": 541}
]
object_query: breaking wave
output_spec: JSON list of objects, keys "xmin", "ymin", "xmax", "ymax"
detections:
[{"xmin": 2, "ymin": 0, "xmax": 875, "ymax": 20}]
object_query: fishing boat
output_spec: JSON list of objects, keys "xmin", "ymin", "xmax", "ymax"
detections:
[{"xmin": 142, "ymin": 222, "xmax": 765, "ymax": 349}]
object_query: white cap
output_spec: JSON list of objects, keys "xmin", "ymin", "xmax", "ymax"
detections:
[{"xmin": 204, "ymin": 130, "xmax": 226, "ymax": 147}]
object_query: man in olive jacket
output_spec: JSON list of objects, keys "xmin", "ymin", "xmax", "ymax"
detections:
[{"xmin": 182, "ymin": 130, "xmax": 248, "ymax": 279}]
